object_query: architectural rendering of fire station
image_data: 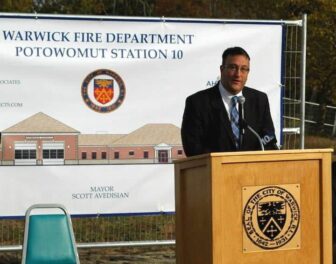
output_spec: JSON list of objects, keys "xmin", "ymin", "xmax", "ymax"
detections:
[{"xmin": 0, "ymin": 112, "xmax": 185, "ymax": 165}]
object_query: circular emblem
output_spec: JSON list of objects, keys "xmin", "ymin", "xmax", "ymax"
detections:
[
  {"xmin": 243, "ymin": 186, "xmax": 300, "ymax": 250},
  {"xmin": 81, "ymin": 69, "xmax": 126, "ymax": 113}
]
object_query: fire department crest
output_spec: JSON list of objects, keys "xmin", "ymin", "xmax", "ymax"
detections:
[
  {"xmin": 81, "ymin": 69, "xmax": 126, "ymax": 113},
  {"xmin": 243, "ymin": 185, "xmax": 300, "ymax": 251}
]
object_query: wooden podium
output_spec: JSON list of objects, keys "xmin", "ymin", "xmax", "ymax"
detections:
[{"xmin": 174, "ymin": 149, "xmax": 333, "ymax": 264}]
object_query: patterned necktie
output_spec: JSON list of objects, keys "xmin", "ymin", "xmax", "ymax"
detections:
[{"xmin": 230, "ymin": 96, "xmax": 240, "ymax": 149}]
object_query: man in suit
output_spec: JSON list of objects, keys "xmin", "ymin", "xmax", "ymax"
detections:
[{"xmin": 181, "ymin": 46, "xmax": 277, "ymax": 157}]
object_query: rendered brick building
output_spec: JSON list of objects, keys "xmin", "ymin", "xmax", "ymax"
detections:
[{"xmin": 0, "ymin": 112, "xmax": 185, "ymax": 165}]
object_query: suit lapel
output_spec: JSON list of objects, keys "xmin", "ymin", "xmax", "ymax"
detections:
[
  {"xmin": 209, "ymin": 84, "xmax": 236, "ymax": 147},
  {"xmin": 242, "ymin": 89, "xmax": 252, "ymax": 128},
  {"xmin": 242, "ymin": 88, "xmax": 258, "ymax": 150}
]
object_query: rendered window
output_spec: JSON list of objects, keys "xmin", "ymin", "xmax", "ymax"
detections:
[
  {"xmin": 15, "ymin": 149, "xmax": 36, "ymax": 159},
  {"xmin": 158, "ymin": 150, "xmax": 168, "ymax": 163},
  {"xmin": 43, "ymin": 149, "xmax": 64, "ymax": 159}
]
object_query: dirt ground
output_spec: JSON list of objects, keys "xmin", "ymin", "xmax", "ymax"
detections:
[
  {"xmin": 0, "ymin": 246, "xmax": 176, "ymax": 264},
  {"xmin": 2, "ymin": 246, "xmax": 336, "ymax": 263}
]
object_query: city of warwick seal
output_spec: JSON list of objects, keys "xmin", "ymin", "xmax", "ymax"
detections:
[{"xmin": 243, "ymin": 185, "xmax": 300, "ymax": 251}]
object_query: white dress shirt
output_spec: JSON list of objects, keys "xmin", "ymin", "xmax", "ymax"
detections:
[{"xmin": 218, "ymin": 82, "xmax": 242, "ymax": 120}]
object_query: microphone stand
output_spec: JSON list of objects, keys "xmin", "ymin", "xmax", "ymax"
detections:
[
  {"xmin": 246, "ymin": 123, "xmax": 265, "ymax": 151},
  {"xmin": 238, "ymin": 96, "xmax": 264, "ymax": 151}
]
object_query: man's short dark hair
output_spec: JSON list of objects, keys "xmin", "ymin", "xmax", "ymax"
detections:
[{"xmin": 222, "ymin": 47, "xmax": 250, "ymax": 65}]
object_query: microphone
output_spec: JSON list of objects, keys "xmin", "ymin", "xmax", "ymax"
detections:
[
  {"xmin": 261, "ymin": 131, "xmax": 279, "ymax": 150},
  {"xmin": 237, "ymin": 96, "xmax": 245, "ymax": 120}
]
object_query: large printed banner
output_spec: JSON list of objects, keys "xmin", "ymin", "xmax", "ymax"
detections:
[
  {"xmin": 0, "ymin": 164, "xmax": 174, "ymax": 217},
  {"xmin": 0, "ymin": 14, "xmax": 284, "ymax": 217}
]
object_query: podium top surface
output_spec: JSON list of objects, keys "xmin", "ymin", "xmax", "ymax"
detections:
[{"xmin": 174, "ymin": 148, "xmax": 333, "ymax": 164}]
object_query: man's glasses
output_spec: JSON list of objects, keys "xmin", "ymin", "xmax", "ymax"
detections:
[{"xmin": 224, "ymin": 64, "xmax": 250, "ymax": 74}]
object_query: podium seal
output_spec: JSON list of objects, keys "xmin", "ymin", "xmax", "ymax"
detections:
[{"xmin": 243, "ymin": 185, "xmax": 300, "ymax": 251}]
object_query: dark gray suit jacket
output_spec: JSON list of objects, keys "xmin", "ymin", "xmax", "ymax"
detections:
[{"xmin": 181, "ymin": 83, "xmax": 277, "ymax": 157}]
